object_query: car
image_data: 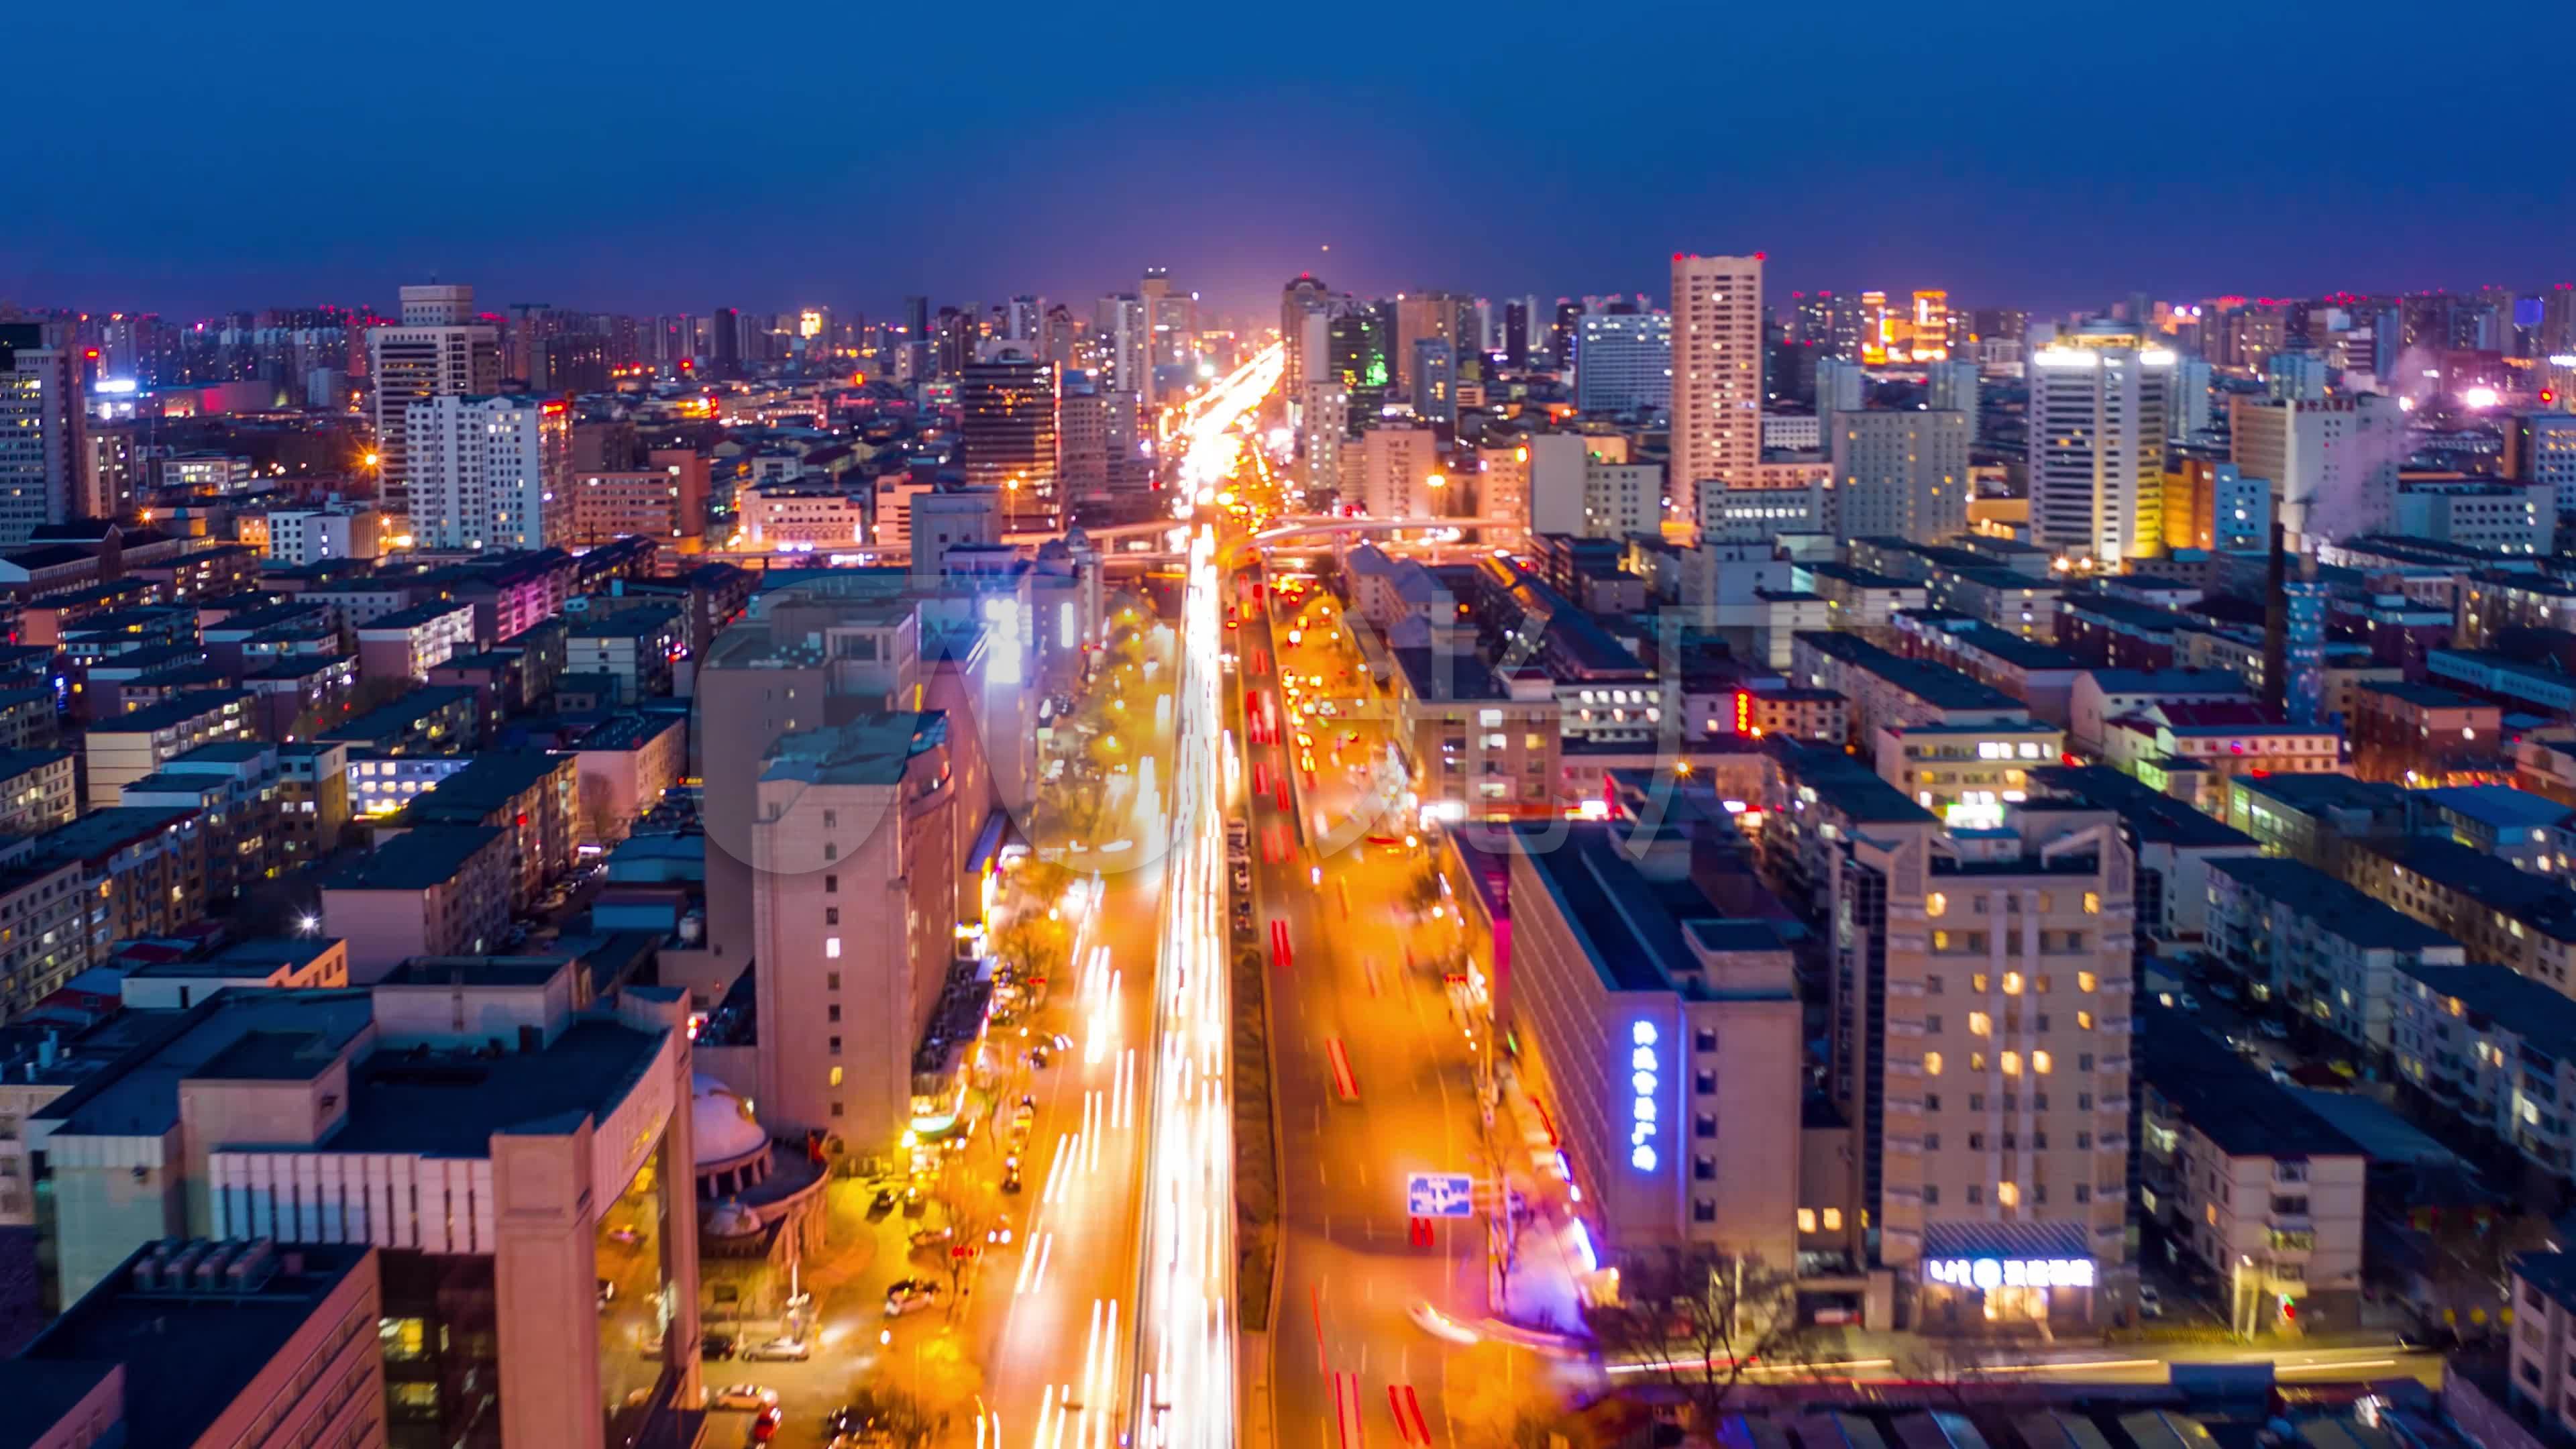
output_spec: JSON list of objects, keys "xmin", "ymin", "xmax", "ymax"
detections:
[
  {"xmin": 741, "ymin": 1337, "xmax": 811, "ymax": 1362},
  {"xmin": 2257, "ymin": 1018, "xmax": 2290, "ymax": 1040},
  {"xmin": 711, "ymin": 1385, "xmax": 780, "ymax": 1411},
  {"xmin": 884, "ymin": 1280, "xmax": 944, "ymax": 1316},
  {"xmin": 702, "ymin": 1332, "xmax": 739, "ymax": 1360},
  {"xmin": 1232, "ymin": 903, "xmax": 1253, "ymax": 934},
  {"xmin": 1027, "ymin": 1048, "xmax": 1051, "ymax": 1069},
  {"xmin": 1406, "ymin": 1300, "xmax": 1481, "ymax": 1344},
  {"xmin": 2176, "ymin": 991, "xmax": 2202, "ymax": 1012},
  {"xmin": 869, "ymin": 1187, "xmax": 897, "ymax": 1214},
  {"xmin": 1051, "ymin": 1032, "xmax": 1073, "ymax": 1051},
  {"xmin": 1002, "ymin": 1167, "xmax": 1024, "ymax": 1193},
  {"xmin": 909, "ymin": 1225, "xmax": 955, "ymax": 1248},
  {"xmin": 1232, "ymin": 865, "xmax": 1251, "ymax": 892},
  {"xmin": 902, "ymin": 1185, "xmax": 927, "ymax": 1216},
  {"xmin": 2137, "ymin": 1284, "xmax": 2164, "ymax": 1318},
  {"xmin": 751, "ymin": 1405, "xmax": 783, "ymax": 1442}
]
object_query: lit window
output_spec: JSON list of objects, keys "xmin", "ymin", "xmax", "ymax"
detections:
[
  {"xmin": 1821, "ymin": 1207, "xmax": 1843, "ymax": 1231},
  {"xmin": 1927, "ymin": 892, "xmax": 1947, "ymax": 918},
  {"xmin": 825, "ymin": 936, "xmax": 842, "ymax": 959},
  {"xmin": 1798, "ymin": 1208, "xmax": 1818, "ymax": 1233},
  {"xmin": 2002, "ymin": 1051, "xmax": 2022, "ymax": 1076},
  {"xmin": 1997, "ymin": 1182, "xmax": 2020, "ymax": 1208},
  {"xmin": 1972, "ymin": 973, "xmax": 1990, "ymax": 993},
  {"xmin": 2033, "ymin": 1051, "xmax": 2053, "ymax": 1075},
  {"xmin": 1933, "ymin": 930, "xmax": 1950, "ymax": 951},
  {"xmin": 1968, "ymin": 1012, "xmax": 1992, "ymax": 1037},
  {"xmin": 2076, "ymin": 1011, "xmax": 2094, "ymax": 1030},
  {"xmin": 1923, "ymin": 1051, "xmax": 1943, "ymax": 1075},
  {"xmin": 2078, "ymin": 971, "xmax": 2098, "ymax": 992},
  {"xmin": 828, "ymin": 1067, "xmax": 843, "ymax": 1087},
  {"xmin": 2083, "ymin": 892, "xmax": 2101, "ymax": 914},
  {"xmin": 2002, "ymin": 972, "xmax": 2023, "ymax": 996}
]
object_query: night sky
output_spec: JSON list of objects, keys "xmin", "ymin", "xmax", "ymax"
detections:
[{"xmin": 12, "ymin": 0, "xmax": 2573, "ymax": 321}]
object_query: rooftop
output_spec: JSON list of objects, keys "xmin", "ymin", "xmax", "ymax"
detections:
[
  {"xmin": 2082, "ymin": 667, "xmax": 2253, "ymax": 698},
  {"xmin": 1509, "ymin": 821, "xmax": 1789, "ymax": 998},
  {"xmin": 2025, "ymin": 765, "xmax": 2256, "ymax": 849},
  {"xmin": 3, "ymin": 1241, "xmax": 375, "ymax": 1449},
  {"xmin": 569, "ymin": 604, "xmax": 682, "ymax": 638},
  {"xmin": 88, "ymin": 690, "xmax": 248, "ymax": 735},
  {"xmin": 28, "ymin": 806, "xmax": 199, "ymax": 868},
  {"xmin": 2425, "ymin": 784, "xmax": 2576, "ymax": 833},
  {"xmin": 763, "ymin": 712, "xmax": 947, "ymax": 788},
  {"xmin": 38, "ymin": 991, "xmax": 378, "ymax": 1138},
  {"xmin": 1391, "ymin": 647, "xmax": 1515, "ymax": 704},
  {"xmin": 315, "ymin": 684, "xmax": 480, "ymax": 745},
  {"xmin": 1793, "ymin": 631, "xmax": 2022, "ymax": 712},
  {"xmin": 2381, "ymin": 835, "xmax": 2576, "ymax": 941},
  {"xmin": 0, "ymin": 747, "xmax": 72, "ymax": 778},
  {"xmin": 2208, "ymin": 855, "xmax": 2459, "ymax": 950},
  {"xmin": 401, "ymin": 750, "xmax": 572, "ymax": 822},
  {"xmin": 124, "ymin": 936, "xmax": 344, "ymax": 981},
  {"xmin": 575, "ymin": 713, "xmax": 684, "ymax": 752},
  {"xmin": 358, "ymin": 599, "xmax": 473, "ymax": 632},
  {"xmin": 1766, "ymin": 737, "xmax": 1935, "ymax": 826},
  {"xmin": 2402, "ymin": 961, "xmax": 2576, "ymax": 1049},
  {"xmin": 2139, "ymin": 1005, "xmax": 2365, "ymax": 1160},
  {"xmin": 322, "ymin": 824, "xmax": 502, "ymax": 891}
]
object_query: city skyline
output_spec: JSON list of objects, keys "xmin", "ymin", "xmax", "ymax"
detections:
[{"xmin": 11, "ymin": 2, "xmax": 2576, "ymax": 318}]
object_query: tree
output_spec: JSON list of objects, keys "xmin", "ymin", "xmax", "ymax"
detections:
[
  {"xmin": 1444, "ymin": 1342, "xmax": 1573, "ymax": 1449},
  {"xmin": 1888, "ymin": 1336, "xmax": 2031, "ymax": 1408},
  {"xmin": 1583, "ymin": 1249, "xmax": 1818, "ymax": 1430}
]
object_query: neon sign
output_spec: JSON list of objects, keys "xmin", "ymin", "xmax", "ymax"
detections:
[
  {"xmin": 1628, "ymin": 1021, "xmax": 1660, "ymax": 1171},
  {"xmin": 1923, "ymin": 1257, "xmax": 2094, "ymax": 1289}
]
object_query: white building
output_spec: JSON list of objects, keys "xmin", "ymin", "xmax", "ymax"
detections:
[
  {"xmin": 264, "ymin": 505, "xmax": 380, "ymax": 566},
  {"xmin": 2392, "ymin": 481, "xmax": 2554, "ymax": 555},
  {"xmin": 2028, "ymin": 321, "xmax": 2176, "ymax": 562},
  {"xmin": 404, "ymin": 394, "xmax": 571, "ymax": 551},
  {"xmin": 1361, "ymin": 423, "xmax": 1442, "ymax": 519},
  {"xmin": 1762, "ymin": 413, "xmax": 1823, "ymax": 451},
  {"xmin": 744, "ymin": 480, "xmax": 869, "ymax": 552},
  {"xmin": 1574, "ymin": 311, "xmax": 1672, "ymax": 416},
  {"xmin": 1670, "ymin": 254, "xmax": 1765, "ymax": 529},
  {"xmin": 2507, "ymin": 413, "xmax": 2576, "ymax": 514},
  {"xmin": 1831, "ymin": 409, "xmax": 1969, "ymax": 544},
  {"xmin": 1583, "ymin": 461, "xmax": 1662, "ymax": 540},
  {"xmin": 366, "ymin": 284, "xmax": 501, "ymax": 519},
  {"xmin": 2229, "ymin": 393, "xmax": 2404, "ymax": 547}
]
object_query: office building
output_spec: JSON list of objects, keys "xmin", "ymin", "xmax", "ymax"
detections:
[
  {"xmin": 1281, "ymin": 273, "xmax": 1331, "ymax": 395},
  {"xmin": 4, "ymin": 1240, "xmax": 385, "ymax": 1449},
  {"xmin": 24, "ymin": 965, "xmax": 704, "ymax": 1449},
  {"xmin": 1501, "ymin": 820, "xmax": 1801, "ymax": 1271},
  {"xmin": 1057, "ymin": 372, "xmax": 1110, "ymax": 497},
  {"xmin": 405, "ymin": 394, "xmax": 570, "ymax": 551},
  {"xmin": 1413, "ymin": 338, "xmax": 1456, "ymax": 425},
  {"xmin": 2160, "ymin": 459, "xmax": 2269, "ymax": 553},
  {"xmin": 2392, "ymin": 480, "xmax": 2553, "ymax": 554},
  {"xmin": 1393, "ymin": 291, "xmax": 1466, "ymax": 397},
  {"xmin": 1360, "ymin": 423, "xmax": 1442, "ymax": 519},
  {"xmin": 1671, "ymin": 254, "xmax": 1765, "ymax": 529},
  {"xmin": 0, "ymin": 324, "xmax": 83, "ymax": 545},
  {"xmin": 1327, "ymin": 310, "xmax": 1390, "ymax": 431},
  {"xmin": 1830, "ymin": 409, "xmax": 1969, "ymax": 543},
  {"xmin": 959, "ymin": 350, "xmax": 1059, "ymax": 530},
  {"xmin": 2229, "ymin": 394, "xmax": 2404, "ymax": 547},
  {"xmin": 1927, "ymin": 360, "xmax": 1981, "ymax": 442},
  {"xmin": 366, "ymin": 285, "xmax": 501, "ymax": 519},
  {"xmin": 1574, "ymin": 311, "xmax": 1672, "ymax": 416},
  {"xmin": 2027, "ymin": 321, "xmax": 2176, "ymax": 562}
]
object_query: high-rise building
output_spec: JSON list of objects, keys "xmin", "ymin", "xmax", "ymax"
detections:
[
  {"xmin": 2266, "ymin": 350, "xmax": 2328, "ymax": 403},
  {"xmin": 2169, "ymin": 356, "xmax": 2214, "ymax": 439},
  {"xmin": 1927, "ymin": 360, "xmax": 1981, "ymax": 443},
  {"xmin": 1281, "ymin": 274, "xmax": 1331, "ymax": 394},
  {"xmin": 1574, "ymin": 311, "xmax": 1672, "ymax": 416},
  {"xmin": 1057, "ymin": 370, "xmax": 1110, "ymax": 498},
  {"xmin": 2506, "ymin": 413, "xmax": 2576, "ymax": 515},
  {"xmin": 1093, "ymin": 294, "xmax": 1148, "ymax": 395},
  {"xmin": 1671, "ymin": 252, "xmax": 1766, "ymax": 529},
  {"xmin": 1816, "ymin": 356, "xmax": 1867, "ymax": 416},
  {"xmin": 1393, "ymin": 292, "xmax": 1468, "ymax": 397},
  {"xmin": 2229, "ymin": 392, "xmax": 2403, "ymax": 546},
  {"xmin": 710, "ymin": 306, "xmax": 742, "ymax": 379},
  {"xmin": 1501, "ymin": 300, "xmax": 1531, "ymax": 370},
  {"xmin": 406, "ymin": 394, "xmax": 572, "ymax": 551},
  {"xmin": 1299, "ymin": 380, "xmax": 1347, "ymax": 497},
  {"xmin": 2027, "ymin": 321, "xmax": 2176, "ymax": 561},
  {"xmin": 1830, "ymin": 409, "xmax": 1970, "ymax": 543},
  {"xmin": 0, "ymin": 323, "xmax": 83, "ymax": 543},
  {"xmin": 1327, "ymin": 310, "xmax": 1390, "ymax": 433},
  {"xmin": 366, "ymin": 285, "xmax": 500, "ymax": 523},
  {"xmin": 1140, "ymin": 267, "xmax": 1195, "ymax": 377},
  {"xmin": 959, "ymin": 350, "xmax": 1060, "ymax": 529},
  {"xmin": 1412, "ymin": 338, "xmax": 1456, "ymax": 425}
]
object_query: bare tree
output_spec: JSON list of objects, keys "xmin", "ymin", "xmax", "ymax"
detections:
[
  {"xmin": 1888, "ymin": 1336, "xmax": 2033, "ymax": 1409},
  {"xmin": 1583, "ymin": 1248, "xmax": 1819, "ymax": 1430},
  {"xmin": 1444, "ymin": 1341, "xmax": 1576, "ymax": 1449}
]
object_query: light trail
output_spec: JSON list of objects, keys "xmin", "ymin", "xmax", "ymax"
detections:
[{"xmin": 1128, "ymin": 342, "xmax": 1281, "ymax": 1448}]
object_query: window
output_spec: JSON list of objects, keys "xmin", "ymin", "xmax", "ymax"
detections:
[
  {"xmin": 2002, "ymin": 1051, "xmax": 2022, "ymax": 1076},
  {"xmin": 825, "ymin": 908, "xmax": 839, "ymax": 926},
  {"xmin": 1925, "ymin": 1014, "xmax": 1943, "ymax": 1033},
  {"xmin": 829, "ymin": 1036, "xmax": 842, "ymax": 1055},
  {"xmin": 2077, "ymin": 1131, "xmax": 2092, "ymax": 1148},
  {"xmin": 2078, "ymin": 971, "xmax": 2098, "ymax": 992},
  {"xmin": 824, "ymin": 874, "xmax": 839, "ymax": 894},
  {"xmin": 1695, "ymin": 1071, "xmax": 1716, "ymax": 1093},
  {"xmin": 1970, "ymin": 1053, "xmax": 1988, "ymax": 1072},
  {"xmin": 826, "ymin": 937, "xmax": 842, "ymax": 959},
  {"xmin": 2078, "ymin": 1053, "xmax": 2094, "ymax": 1070},
  {"xmin": 1695, "ymin": 1155, "xmax": 1715, "ymax": 1181},
  {"xmin": 1799, "ymin": 1208, "xmax": 1818, "ymax": 1233},
  {"xmin": 826, "ymin": 972, "xmax": 841, "ymax": 990},
  {"xmin": 1822, "ymin": 1208, "xmax": 1843, "ymax": 1231},
  {"xmin": 2084, "ymin": 891, "xmax": 2101, "ymax": 914},
  {"xmin": 1695, "ymin": 1114, "xmax": 1717, "ymax": 1139},
  {"xmin": 2077, "ymin": 1010, "xmax": 2094, "ymax": 1030},
  {"xmin": 830, "ymin": 1101, "xmax": 844, "ymax": 1117},
  {"xmin": 1694, "ymin": 1199, "xmax": 1717, "ymax": 1223},
  {"xmin": 1966, "ymin": 1185, "xmax": 1984, "ymax": 1205},
  {"xmin": 823, "ymin": 810, "xmax": 837, "ymax": 829},
  {"xmin": 2074, "ymin": 1184, "xmax": 2091, "ymax": 1203},
  {"xmin": 1968, "ymin": 1093, "xmax": 1985, "ymax": 1111},
  {"xmin": 1968, "ymin": 1012, "xmax": 1991, "ymax": 1037},
  {"xmin": 1997, "ymin": 1182, "xmax": 2020, "ymax": 1208},
  {"xmin": 828, "ymin": 1066, "xmax": 843, "ymax": 1087},
  {"xmin": 1968, "ymin": 1132, "xmax": 1985, "ymax": 1150},
  {"xmin": 1923, "ymin": 1186, "xmax": 1939, "ymax": 1205},
  {"xmin": 1925, "ymin": 1093, "xmax": 1941, "ymax": 1111},
  {"xmin": 1927, "ymin": 892, "xmax": 1947, "ymax": 918},
  {"xmin": 823, "ymin": 843, "xmax": 837, "ymax": 861},
  {"xmin": 1972, "ymin": 974, "xmax": 1990, "ymax": 993},
  {"xmin": 1695, "ymin": 1029, "xmax": 1717, "ymax": 1052},
  {"xmin": 1923, "ymin": 1051, "xmax": 1943, "ymax": 1075},
  {"xmin": 2002, "ymin": 971, "xmax": 2023, "ymax": 996},
  {"xmin": 1926, "ymin": 975, "xmax": 1945, "ymax": 995},
  {"xmin": 2033, "ymin": 1051, "xmax": 2052, "ymax": 1074},
  {"xmin": 827, "ymin": 1005, "xmax": 841, "ymax": 1022}
]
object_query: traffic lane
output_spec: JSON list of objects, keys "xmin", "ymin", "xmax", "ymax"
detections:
[
  {"xmin": 977, "ymin": 859, "xmax": 1161, "ymax": 1448},
  {"xmin": 1259, "ymin": 792, "xmax": 1482, "ymax": 1447}
]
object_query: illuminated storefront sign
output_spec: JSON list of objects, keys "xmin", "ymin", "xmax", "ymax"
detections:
[
  {"xmin": 1627, "ymin": 1021, "xmax": 1660, "ymax": 1171},
  {"xmin": 1923, "ymin": 1256, "xmax": 2094, "ymax": 1289}
]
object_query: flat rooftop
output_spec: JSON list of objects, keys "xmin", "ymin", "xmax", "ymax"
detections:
[
  {"xmin": 2139, "ymin": 1005, "xmax": 2365, "ymax": 1160},
  {"xmin": 4, "ymin": 1242, "xmax": 374, "ymax": 1449},
  {"xmin": 1792, "ymin": 631, "xmax": 2022, "ymax": 712},
  {"xmin": 1511, "ymin": 820, "xmax": 1788, "ymax": 998},
  {"xmin": 322, "ymin": 824, "xmax": 502, "ymax": 890},
  {"xmin": 2209, "ymin": 855, "xmax": 2458, "ymax": 950}
]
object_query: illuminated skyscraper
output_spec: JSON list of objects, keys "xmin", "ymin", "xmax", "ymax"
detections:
[
  {"xmin": 1328, "ymin": 310, "xmax": 1390, "ymax": 434},
  {"xmin": 2028, "ymin": 321, "xmax": 2175, "ymax": 561},
  {"xmin": 960, "ymin": 350, "xmax": 1060, "ymax": 530},
  {"xmin": 1574, "ymin": 311, "xmax": 1672, "ymax": 416},
  {"xmin": 1281, "ymin": 273, "xmax": 1330, "ymax": 394},
  {"xmin": 0, "ymin": 324, "xmax": 82, "ymax": 543},
  {"xmin": 366, "ymin": 284, "xmax": 500, "ymax": 522},
  {"xmin": 1671, "ymin": 252, "xmax": 1766, "ymax": 529}
]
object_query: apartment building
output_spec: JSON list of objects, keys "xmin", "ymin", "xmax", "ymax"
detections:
[
  {"xmin": 1386, "ymin": 648, "xmax": 1562, "ymax": 820},
  {"xmin": 0, "ymin": 747, "xmax": 77, "ymax": 835},
  {"xmin": 1790, "ymin": 631, "xmax": 2031, "ymax": 753},
  {"xmin": 2393, "ymin": 963, "xmax": 2576, "ymax": 1177},
  {"xmin": 317, "ymin": 824, "xmax": 514, "ymax": 981},
  {"xmin": 82, "ymin": 690, "xmax": 254, "ymax": 808},
  {"xmin": 2348, "ymin": 835, "xmax": 2576, "ymax": 994},
  {"xmin": 1873, "ymin": 718, "xmax": 2066, "ymax": 831},
  {"xmin": 393, "ymin": 750, "xmax": 581, "ymax": 911},
  {"xmin": 2205, "ymin": 854, "xmax": 2463, "ymax": 1056},
  {"xmin": 2138, "ymin": 1009, "xmax": 2367, "ymax": 1335},
  {"xmin": 2348, "ymin": 682, "xmax": 2504, "ymax": 786},
  {"xmin": 356, "ymin": 600, "xmax": 478, "ymax": 684}
]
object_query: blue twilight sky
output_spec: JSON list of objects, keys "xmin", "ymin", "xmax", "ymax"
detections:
[{"xmin": 10, "ymin": 0, "xmax": 2574, "ymax": 323}]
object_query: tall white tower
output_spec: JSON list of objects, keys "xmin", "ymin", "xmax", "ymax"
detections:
[
  {"xmin": 1670, "ymin": 253, "xmax": 1766, "ymax": 535},
  {"xmin": 2027, "ymin": 320, "xmax": 2175, "ymax": 562}
]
